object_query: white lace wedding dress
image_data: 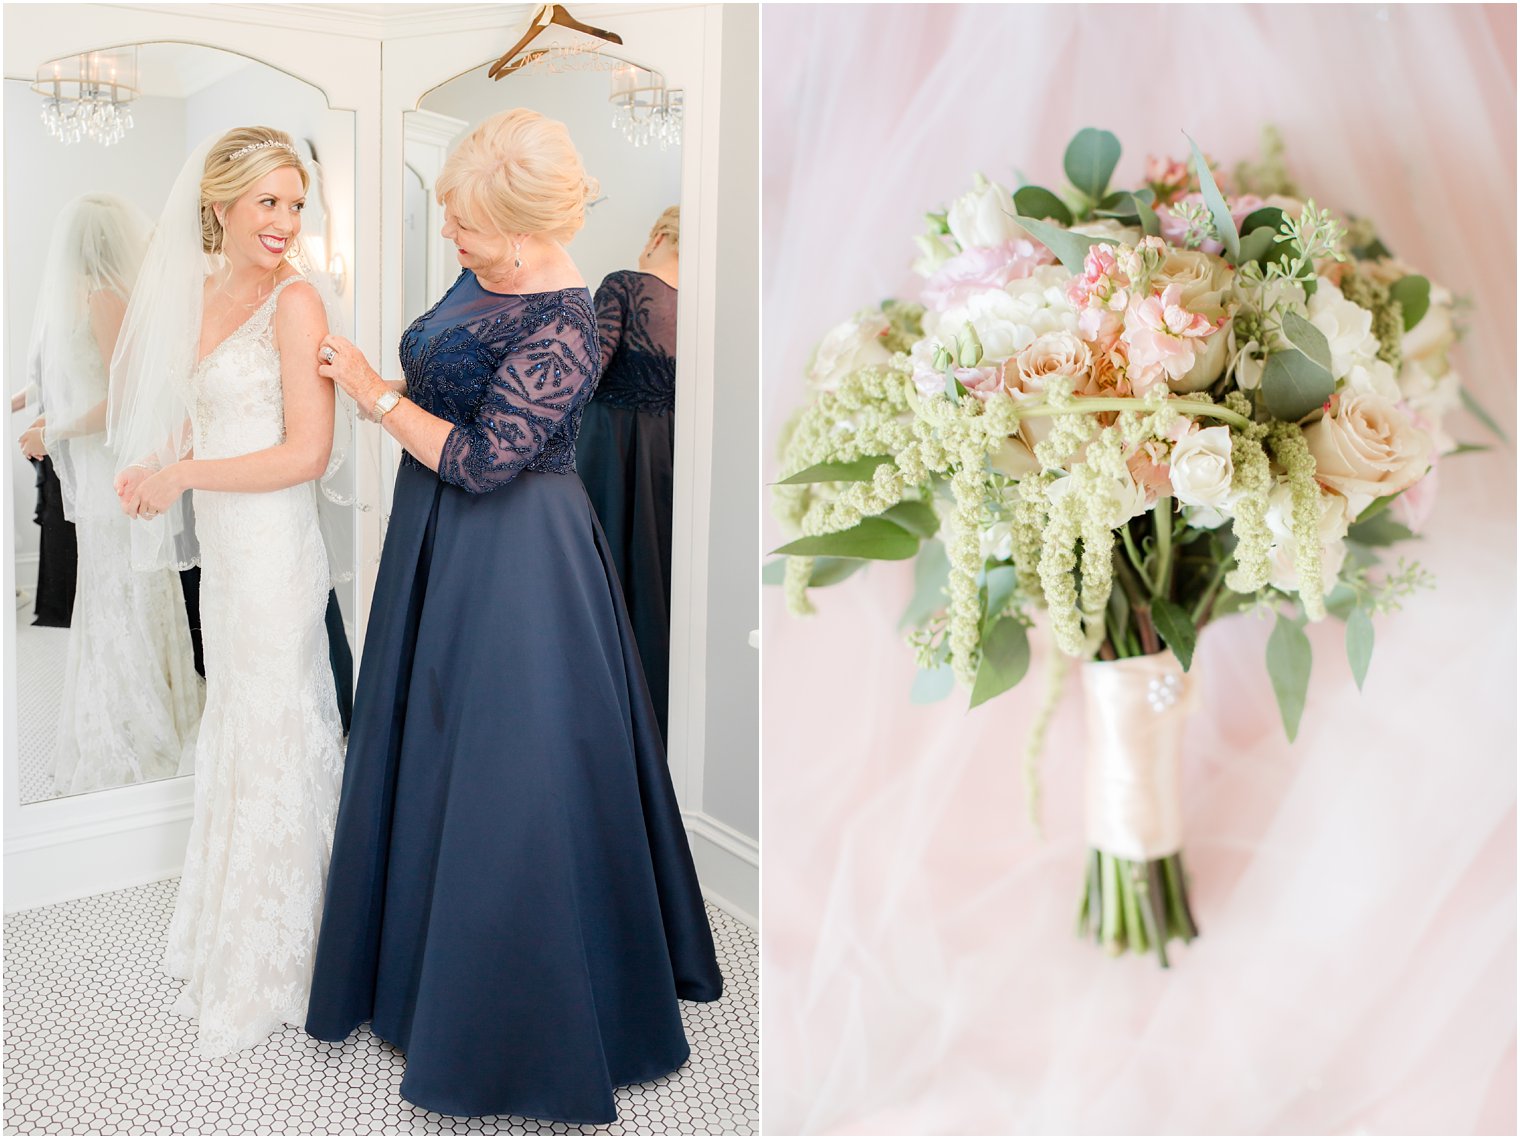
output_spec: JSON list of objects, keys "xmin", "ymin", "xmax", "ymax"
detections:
[
  {"xmin": 164, "ymin": 274, "xmax": 345, "ymax": 1057},
  {"xmin": 51, "ymin": 299, "xmax": 202, "ymax": 796}
]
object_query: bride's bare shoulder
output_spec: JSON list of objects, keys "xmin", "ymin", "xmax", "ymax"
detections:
[{"xmin": 273, "ymin": 277, "xmax": 328, "ymax": 340}]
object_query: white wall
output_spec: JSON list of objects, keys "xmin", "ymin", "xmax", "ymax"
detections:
[
  {"xmin": 417, "ymin": 65, "xmax": 682, "ymax": 302},
  {"xmin": 4, "ymin": 83, "xmax": 186, "ymax": 575}
]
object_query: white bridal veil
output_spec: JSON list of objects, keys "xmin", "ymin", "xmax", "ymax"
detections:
[
  {"xmin": 29, "ymin": 193, "xmax": 151, "ymax": 522},
  {"xmin": 105, "ymin": 133, "xmax": 356, "ymax": 581}
]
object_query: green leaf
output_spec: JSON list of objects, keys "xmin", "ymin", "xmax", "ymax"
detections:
[
  {"xmin": 899, "ymin": 539, "xmax": 950, "ymax": 631},
  {"xmin": 772, "ymin": 517, "xmax": 919, "ymax": 561},
  {"xmin": 1355, "ymin": 494, "xmax": 1398, "ymax": 522},
  {"xmin": 1184, "ymin": 132, "xmax": 1239, "ymax": 263},
  {"xmin": 1280, "ymin": 311, "xmax": 1333, "ymax": 374},
  {"xmin": 760, "ymin": 558, "xmax": 785, "ymax": 586},
  {"xmin": 1388, "ymin": 274, "xmax": 1430, "ymax": 331},
  {"xmin": 1324, "ymin": 582, "xmax": 1358, "ymax": 621},
  {"xmin": 761, "ymin": 556, "xmax": 866, "ymax": 588},
  {"xmin": 1460, "ymin": 385, "xmax": 1510, "ymax": 444},
  {"xmin": 775, "ymin": 455, "xmax": 894, "ymax": 485},
  {"xmin": 1266, "ymin": 613, "xmax": 1313, "ymax": 742},
  {"xmin": 1149, "ymin": 597, "xmax": 1198, "ymax": 672},
  {"xmin": 910, "ymin": 664, "xmax": 955, "ymax": 705},
  {"xmin": 969, "ymin": 616, "xmax": 1031, "ymax": 709},
  {"xmin": 1235, "ymin": 227, "xmax": 1277, "ymax": 266},
  {"xmin": 1012, "ymin": 212, "xmax": 1102, "ymax": 274},
  {"xmin": 944, "ymin": 367, "xmax": 967, "ymax": 403},
  {"xmin": 1259, "ymin": 347, "xmax": 1335, "ymax": 422},
  {"xmin": 982, "ymin": 564, "xmax": 1020, "ymax": 634},
  {"xmin": 1092, "ymin": 189, "xmax": 1161, "ymax": 237},
  {"xmin": 1346, "ymin": 607, "xmax": 1374, "ymax": 690},
  {"xmin": 880, "ymin": 500, "xmax": 939, "ymax": 540},
  {"xmin": 1239, "ymin": 206, "xmax": 1287, "ymax": 236},
  {"xmin": 1345, "ymin": 514, "xmax": 1415, "ymax": 547},
  {"xmin": 1011, "ymin": 185, "xmax": 1072, "ymax": 226},
  {"xmin": 1445, "ymin": 441, "xmax": 1491, "ymax": 456},
  {"xmin": 1063, "ymin": 128, "xmax": 1122, "ymax": 202}
]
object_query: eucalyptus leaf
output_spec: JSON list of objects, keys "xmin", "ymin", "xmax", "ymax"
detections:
[
  {"xmin": 1259, "ymin": 347, "xmax": 1335, "ymax": 423},
  {"xmin": 982, "ymin": 564, "xmax": 1021, "ymax": 633},
  {"xmin": 1063, "ymin": 128, "xmax": 1122, "ymax": 202},
  {"xmin": 760, "ymin": 559, "xmax": 785, "ymax": 586},
  {"xmin": 775, "ymin": 455, "xmax": 895, "ymax": 485},
  {"xmin": 1011, "ymin": 185, "xmax": 1072, "ymax": 226},
  {"xmin": 1345, "ymin": 514, "xmax": 1415, "ymax": 547},
  {"xmin": 772, "ymin": 517, "xmax": 919, "ymax": 561},
  {"xmin": 1445, "ymin": 441, "xmax": 1492, "ymax": 456},
  {"xmin": 1184, "ymin": 132, "xmax": 1240, "ymax": 263},
  {"xmin": 809, "ymin": 557, "xmax": 868, "ymax": 587},
  {"xmin": 1460, "ymin": 385, "xmax": 1510, "ymax": 444},
  {"xmin": 1280, "ymin": 311, "xmax": 1333, "ymax": 373},
  {"xmin": 1149, "ymin": 598, "xmax": 1198, "ymax": 672},
  {"xmin": 969, "ymin": 616, "xmax": 1031, "ymax": 709},
  {"xmin": 911, "ymin": 663, "xmax": 956, "ymax": 705},
  {"xmin": 1235, "ymin": 228, "xmax": 1277, "ymax": 266},
  {"xmin": 880, "ymin": 500, "xmax": 940, "ymax": 540},
  {"xmin": 899, "ymin": 539, "xmax": 951, "ymax": 631},
  {"xmin": 1239, "ymin": 206, "xmax": 1287, "ymax": 235},
  {"xmin": 1388, "ymin": 274, "xmax": 1430, "ymax": 331},
  {"xmin": 1092, "ymin": 189, "xmax": 1162, "ymax": 236},
  {"xmin": 1266, "ymin": 613, "xmax": 1313, "ymax": 742},
  {"xmin": 1346, "ymin": 606, "xmax": 1374, "ymax": 690},
  {"xmin": 1355, "ymin": 495, "xmax": 1398, "ymax": 523},
  {"xmin": 1324, "ymin": 582, "xmax": 1358, "ymax": 621},
  {"xmin": 1012, "ymin": 213, "xmax": 1102, "ymax": 274}
]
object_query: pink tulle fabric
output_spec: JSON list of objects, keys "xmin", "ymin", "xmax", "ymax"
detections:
[{"xmin": 760, "ymin": 5, "xmax": 1516, "ymax": 1134}]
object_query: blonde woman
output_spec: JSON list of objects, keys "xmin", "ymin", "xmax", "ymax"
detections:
[
  {"xmin": 577, "ymin": 205, "xmax": 680, "ymax": 741},
  {"xmin": 305, "ymin": 111, "xmax": 720, "ymax": 1124},
  {"xmin": 19, "ymin": 194, "xmax": 203, "ymax": 795},
  {"xmin": 109, "ymin": 127, "xmax": 345, "ymax": 1056}
]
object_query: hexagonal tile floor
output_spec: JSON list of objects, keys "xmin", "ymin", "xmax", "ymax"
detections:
[
  {"xmin": 13, "ymin": 619, "xmax": 69, "ymax": 805},
  {"xmin": 4, "ymin": 879, "xmax": 757, "ymax": 1134}
]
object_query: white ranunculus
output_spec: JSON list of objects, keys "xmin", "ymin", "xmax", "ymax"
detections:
[
  {"xmin": 1302, "ymin": 390, "xmax": 1432, "ymax": 516},
  {"xmin": 1306, "ymin": 277, "xmax": 1381, "ymax": 379},
  {"xmin": 946, "ymin": 174, "xmax": 1028, "ymax": 251},
  {"xmin": 1168, "ymin": 425, "xmax": 1235, "ymax": 509},
  {"xmin": 806, "ymin": 310, "xmax": 892, "ymax": 392},
  {"xmin": 1264, "ymin": 481, "xmax": 1350, "ymax": 597},
  {"xmin": 1341, "ymin": 356, "xmax": 1401, "ymax": 402},
  {"xmin": 932, "ymin": 266, "xmax": 1078, "ymax": 365}
]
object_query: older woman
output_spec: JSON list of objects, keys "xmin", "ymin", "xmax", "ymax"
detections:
[
  {"xmin": 303, "ymin": 110, "xmax": 721, "ymax": 1124},
  {"xmin": 576, "ymin": 205, "xmax": 680, "ymax": 742}
]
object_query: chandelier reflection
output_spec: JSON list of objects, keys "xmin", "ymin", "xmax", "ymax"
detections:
[
  {"xmin": 33, "ymin": 49, "xmax": 139, "ymax": 147},
  {"xmin": 609, "ymin": 67, "xmax": 683, "ymax": 151}
]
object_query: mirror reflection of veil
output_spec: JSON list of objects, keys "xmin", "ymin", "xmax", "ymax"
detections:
[{"xmin": 26, "ymin": 193, "xmax": 203, "ymax": 795}]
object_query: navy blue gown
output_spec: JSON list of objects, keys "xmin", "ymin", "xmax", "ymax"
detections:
[
  {"xmin": 304, "ymin": 271, "xmax": 722, "ymax": 1124},
  {"xmin": 576, "ymin": 271, "xmax": 676, "ymax": 743}
]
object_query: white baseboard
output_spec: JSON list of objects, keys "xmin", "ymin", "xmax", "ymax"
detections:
[{"xmin": 684, "ymin": 810, "xmax": 758, "ymax": 929}]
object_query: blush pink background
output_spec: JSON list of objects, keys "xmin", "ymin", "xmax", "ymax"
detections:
[{"xmin": 759, "ymin": 5, "xmax": 1517, "ymax": 1134}]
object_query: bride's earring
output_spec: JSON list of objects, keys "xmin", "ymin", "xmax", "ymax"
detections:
[{"xmin": 513, "ymin": 239, "xmax": 524, "ymax": 272}]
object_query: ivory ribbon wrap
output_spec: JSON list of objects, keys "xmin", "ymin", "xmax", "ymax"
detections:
[{"xmin": 1081, "ymin": 652, "xmax": 1196, "ymax": 861}]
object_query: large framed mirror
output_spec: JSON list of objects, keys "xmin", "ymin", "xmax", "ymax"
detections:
[{"xmin": 4, "ymin": 45, "xmax": 356, "ymax": 807}]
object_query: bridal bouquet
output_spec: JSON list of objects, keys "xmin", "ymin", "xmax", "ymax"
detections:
[{"xmin": 768, "ymin": 128, "xmax": 1497, "ymax": 966}]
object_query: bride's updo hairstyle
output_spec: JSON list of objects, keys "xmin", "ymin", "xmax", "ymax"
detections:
[
  {"xmin": 199, "ymin": 126, "xmax": 309, "ymax": 254},
  {"xmin": 648, "ymin": 205, "xmax": 680, "ymax": 251},
  {"xmin": 435, "ymin": 109, "xmax": 598, "ymax": 244}
]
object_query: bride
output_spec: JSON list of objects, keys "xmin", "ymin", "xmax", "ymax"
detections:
[
  {"xmin": 19, "ymin": 193, "xmax": 202, "ymax": 795},
  {"xmin": 109, "ymin": 126, "xmax": 346, "ymax": 1057}
]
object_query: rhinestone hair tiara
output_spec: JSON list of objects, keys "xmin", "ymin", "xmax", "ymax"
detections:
[{"xmin": 226, "ymin": 139, "xmax": 296, "ymax": 161}]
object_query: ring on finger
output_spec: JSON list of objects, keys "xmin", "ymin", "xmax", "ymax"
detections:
[{"xmin": 321, "ymin": 346, "xmax": 337, "ymax": 364}]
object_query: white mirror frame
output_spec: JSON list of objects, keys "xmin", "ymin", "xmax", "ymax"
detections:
[{"xmin": 2, "ymin": 6, "xmax": 380, "ymax": 913}]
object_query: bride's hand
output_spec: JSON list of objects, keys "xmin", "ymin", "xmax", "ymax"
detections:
[
  {"xmin": 317, "ymin": 335, "xmax": 383, "ymax": 406},
  {"xmin": 124, "ymin": 462, "xmax": 188, "ymax": 521},
  {"xmin": 18, "ymin": 424, "xmax": 46, "ymax": 460}
]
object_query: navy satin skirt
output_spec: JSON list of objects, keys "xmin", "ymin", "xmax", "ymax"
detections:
[
  {"xmin": 304, "ymin": 459, "xmax": 721, "ymax": 1124},
  {"xmin": 575, "ymin": 400, "xmax": 674, "ymax": 743}
]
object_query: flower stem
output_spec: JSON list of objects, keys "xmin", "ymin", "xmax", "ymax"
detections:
[
  {"xmin": 1152, "ymin": 498, "xmax": 1173, "ymax": 599},
  {"xmin": 1191, "ymin": 558, "xmax": 1230, "ymax": 625},
  {"xmin": 1015, "ymin": 396, "xmax": 1254, "ymax": 431}
]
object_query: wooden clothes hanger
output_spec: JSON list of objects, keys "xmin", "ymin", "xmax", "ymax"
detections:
[{"xmin": 488, "ymin": 4, "xmax": 624, "ymax": 80}]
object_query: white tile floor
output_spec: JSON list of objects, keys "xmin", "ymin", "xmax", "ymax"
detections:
[
  {"xmin": 14, "ymin": 618, "xmax": 69, "ymax": 805},
  {"xmin": 3, "ymin": 880, "xmax": 758, "ymax": 1134}
]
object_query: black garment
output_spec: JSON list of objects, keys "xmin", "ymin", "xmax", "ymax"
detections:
[
  {"xmin": 577, "ymin": 270, "xmax": 677, "ymax": 742},
  {"xmin": 29, "ymin": 456, "xmax": 77, "ymax": 627}
]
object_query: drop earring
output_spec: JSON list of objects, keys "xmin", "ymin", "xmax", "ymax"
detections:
[{"xmin": 513, "ymin": 239, "xmax": 523, "ymax": 271}]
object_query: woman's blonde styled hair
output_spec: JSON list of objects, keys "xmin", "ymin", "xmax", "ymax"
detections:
[
  {"xmin": 200, "ymin": 126, "xmax": 309, "ymax": 254},
  {"xmin": 435, "ymin": 109, "xmax": 598, "ymax": 244},
  {"xmin": 648, "ymin": 205, "xmax": 680, "ymax": 251}
]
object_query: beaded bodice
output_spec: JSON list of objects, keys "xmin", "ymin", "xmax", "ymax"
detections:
[
  {"xmin": 592, "ymin": 270, "xmax": 676, "ymax": 414},
  {"xmin": 399, "ymin": 271, "xmax": 599, "ymax": 494}
]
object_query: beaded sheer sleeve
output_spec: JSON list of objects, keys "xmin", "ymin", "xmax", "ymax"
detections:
[
  {"xmin": 399, "ymin": 274, "xmax": 599, "ymax": 495},
  {"xmin": 589, "ymin": 270, "xmax": 676, "ymax": 414}
]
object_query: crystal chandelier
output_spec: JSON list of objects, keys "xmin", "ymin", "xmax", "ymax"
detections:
[
  {"xmin": 32, "ymin": 48, "xmax": 139, "ymax": 147},
  {"xmin": 608, "ymin": 66, "xmax": 683, "ymax": 151}
]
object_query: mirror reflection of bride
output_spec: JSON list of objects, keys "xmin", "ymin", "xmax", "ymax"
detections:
[{"xmin": 19, "ymin": 194, "xmax": 203, "ymax": 796}]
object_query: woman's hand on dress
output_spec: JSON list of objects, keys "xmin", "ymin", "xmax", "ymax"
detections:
[
  {"xmin": 123, "ymin": 461, "xmax": 188, "ymax": 520},
  {"xmin": 18, "ymin": 422, "xmax": 47, "ymax": 460},
  {"xmin": 317, "ymin": 335, "xmax": 387, "ymax": 411}
]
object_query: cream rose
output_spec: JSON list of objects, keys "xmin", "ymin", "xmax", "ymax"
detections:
[
  {"xmin": 946, "ymin": 174, "xmax": 1028, "ymax": 251},
  {"xmin": 1010, "ymin": 331, "xmax": 1094, "ymax": 395},
  {"xmin": 1303, "ymin": 390, "xmax": 1432, "ymax": 515},
  {"xmin": 1306, "ymin": 278, "xmax": 1381, "ymax": 379},
  {"xmin": 1168, "ymin": 425, "xmax": 1235, "ymax": 509},
  {"xmin": 1151, "ymin": 248, "xmax": 1233, "ymax": 317},
  {"xmin": 807, "ymin": 310, "xmax": 892, "ymax": 392}
]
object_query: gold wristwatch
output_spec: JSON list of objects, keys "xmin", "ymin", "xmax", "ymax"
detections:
[{"xmin": 372, "ymin": 390, "xmax": 402, "ymax": 422}]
